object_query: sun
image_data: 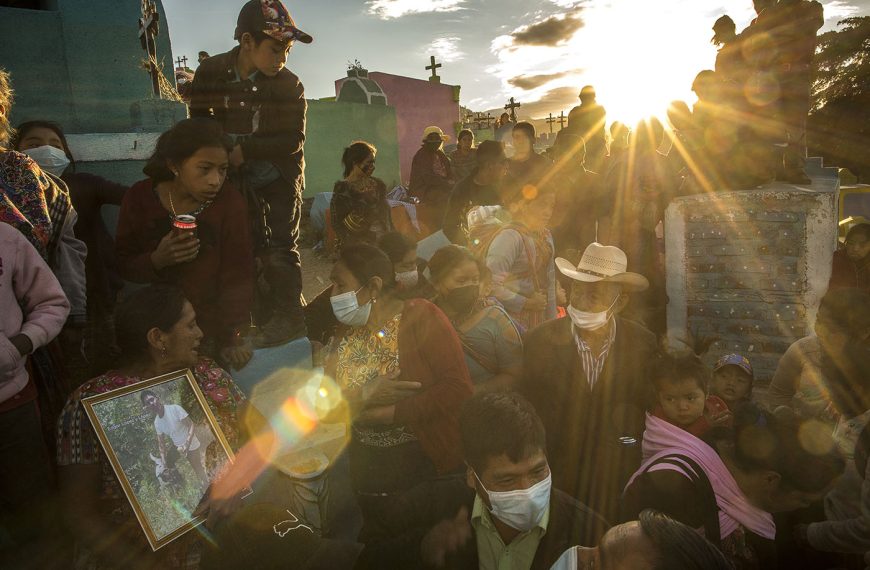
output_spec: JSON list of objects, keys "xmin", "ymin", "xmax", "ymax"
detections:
[{"xmin": 574, "ymin": 1, "xmax": 726, "ymax": 127}]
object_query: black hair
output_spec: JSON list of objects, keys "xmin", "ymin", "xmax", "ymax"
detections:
[
  {"xmin": 428, "ymin": 245, "xmax": 479, "ymax": 285},
  {"xmin": 650, "ymin": 353, "xmax": 711, "ymax": 394},
  {"xmin": 139, "ymin": 389, "xmax": 159, "ymax": 404},
  {"xmin": 512, "ymin": 121, "xmax": 536, "ymax": 145},
  {"xmin": 638, "ymin": 510, "xmax": 733, "ymax": 570},
  {"xmin": 143, "ymin": 118, "xmax": 232, "ymax": 183},
  {"xmin": 341, "ymin": 141, "xmax": 376, "ymax": 178},
  {"xmin": 817, "ymin": 287, "xmax": 870, "ymax": 336},
  {"xmin": 198, "ymin": 51, "xmax": 210, "ymax": 58},
  {"xmin": 727, "ymin": 408, "xmax": 844, "ymax": 494},
  {"xmin": 377, "ymin": 231, "xmax": 416, "ymax": 264},
  {"xmin": 114, "ymin": 285, "xmax": 188, "ymax": 365},
  {"xmin": 11, "ymin": 120, "xmax": 76, "ymax": 171},
  {"xmin": 475, "ymin": 140, "xmax": 505, "ymax": 167},
  {"xmin": 846, "ymin": 223, "xmax": 870, "ymax": 243},
  {"xmin": 692, "ymin": 70, "xmax": 718, "ymax": 99},
  {"xmin": 337, "ymin": 243, "xmax": 395, "ymax": 292},
  {"xmin": 457, "ymin": 129, "xmax": 474, "ymax": 142},
  {"xmin": 461, "ymin": 391, "xmax": 546, "ymax": 473},
  {"xmin": 0, "ymin": 68, "xmax": 13, "ymax": 148},
  {"xmin": 712, "ymin": 15, "xmax": 736, "ymax": 46},
  {"xmin": 667, "ymin": 101, "xmax": 693, "ymax": 131}
]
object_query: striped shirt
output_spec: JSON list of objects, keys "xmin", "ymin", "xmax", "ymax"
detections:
[{"xmin": 573, "ymin": 319, "xmax": 617, "ymax": 389}]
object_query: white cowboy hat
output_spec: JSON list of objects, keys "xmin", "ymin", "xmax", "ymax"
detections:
[
  {"xmin": 422, "ymin": 126, "xmax": 450, "ymax": 142},
  {"xmin": 555, "ymin": 242, "xmax": 649, "ymax": 292}
]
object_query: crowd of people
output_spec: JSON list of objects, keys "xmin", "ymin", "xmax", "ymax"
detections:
[{"xmin": 1, "ymin": 0, "xmax": 869, "ymax": 569}]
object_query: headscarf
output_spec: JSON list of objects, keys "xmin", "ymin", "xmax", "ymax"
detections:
[
  {"xmin": 0, "ymin": 150, "xmax": 71, "ymax": 259},
  {"xmin": 628, "ymin": 413, "xmax": 776, "ymax": 541}
]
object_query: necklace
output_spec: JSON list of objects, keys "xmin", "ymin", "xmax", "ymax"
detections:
[{"xmin": 168, "ymin": 186, "xmax": 178, "ymax": 217}]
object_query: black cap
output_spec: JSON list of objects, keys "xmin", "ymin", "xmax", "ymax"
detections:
[{"xmin": 235, "ymin": 0, "xmax": 313, "ymax": 44}]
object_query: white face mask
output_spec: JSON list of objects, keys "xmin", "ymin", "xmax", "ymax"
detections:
[
  {"xmin": 24, "ymin": 145, "xmax": 70, "ymax": 177},
  {"xmin": 395, "ymin": 270, "xmax": 419, "ymax": 289},
  {"xmin": 475, "ymin": 472, "xmax": 552, "ymax": 532},
  {"xmin": 568, "ymin": 296, "xmax": 619, "ymax": 331},
  {"xmin": 330, "ymin": 286, "xmax": 372, "ymax": 327}
]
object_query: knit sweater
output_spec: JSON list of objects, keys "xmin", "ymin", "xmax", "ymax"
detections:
[{"xmin": 0, "ymin": 223, "xmax": 70, "ymax": 403}]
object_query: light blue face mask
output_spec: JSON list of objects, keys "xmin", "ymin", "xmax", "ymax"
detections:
[
  {"xmin": 330, "ymin": 285, "xmax": 372, "ymax": 327},
  {"xmin": 23, "ymin": 145, "xmax": 70, "ymax": 177}
]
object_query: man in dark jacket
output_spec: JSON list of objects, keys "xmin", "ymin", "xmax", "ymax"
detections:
[
  {"xmin": 355, "ymin": 391, "xmax": 607, "ymax": 570},
  {"xmin": 520, "ymin": 242, "xmax": 657, "ymax": 523},
  {"xmin": 442, "ymin": 140, "xmax": 507, "ymax": 245},
  {"xmin": 565, "ymin": 86, "xmax": 607, "ymax": 172},
  {"xmin": 189, "ymin": 0, "xmax": 312, "ymax": 345}
]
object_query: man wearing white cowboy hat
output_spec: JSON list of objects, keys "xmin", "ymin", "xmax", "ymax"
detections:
[
  {"xmin": 519, "ymin": 242, "xmax": 658, "ymax": 523},
  {"xmin": 409, "ymin": 126, "xmax": 455, "ymax": 231}
]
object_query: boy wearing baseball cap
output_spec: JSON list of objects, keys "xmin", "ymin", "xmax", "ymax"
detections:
[
  {"xmin": 709, "ymin": 353, "xmax": 754, "ymax": 410},
  {"xmin": 189, "ymin": 0, "xmax": 313, "ymax": 346}
]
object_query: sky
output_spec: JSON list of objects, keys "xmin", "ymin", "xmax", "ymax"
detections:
[{"xmin": 164, "ymin": 0, "xmax": 870, "ymax": 125}]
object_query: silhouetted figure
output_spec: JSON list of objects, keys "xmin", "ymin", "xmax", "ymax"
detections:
[
  {"xmin": 548, "ymin": 132, "xmax": 607, "ymax": 256},
  {"xmin": 712, "ymin": 16, "xmax": 743, "ymax": 81},
  {"xmin": 495, "ymin": 112, "xmax": 514, "ymax": 144},
  {"xmin": 197, "ymin": 51, "xmax": 210, "ymax": 64},
  {"xmin": 764, "ymin": 0, "xmax": 824, "ymax": 184},
  {"xmin": 566, "ymin": 86, "xmax": 607, "ymax": 172},
  {"xmin": 409, "ymin": 126, "xmax": 454, "ymax": 231}
]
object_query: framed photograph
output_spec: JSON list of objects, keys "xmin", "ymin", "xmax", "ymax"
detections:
[{"xmin": 82, "ymin": 369, "xmax": 241, "ymax": 551}]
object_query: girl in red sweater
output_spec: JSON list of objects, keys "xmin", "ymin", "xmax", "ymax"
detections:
[{"xmin": 116, "ymin": 119, "xmax": 254, "ymax": 370}]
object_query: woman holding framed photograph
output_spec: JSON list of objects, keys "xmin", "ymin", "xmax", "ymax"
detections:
[{"xmin": 56, "ymin": 285, "xmax": 249, "ymax": 569}]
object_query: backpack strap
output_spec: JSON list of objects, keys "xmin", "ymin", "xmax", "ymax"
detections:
[{"xmin": 643, "ymin": 453, "xmax": 722, "ymax": 547}]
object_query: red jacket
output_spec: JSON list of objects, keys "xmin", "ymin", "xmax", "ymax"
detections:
[{"xmin": 115, "ymin": 179, "xmax": 254, "ymax": 344}]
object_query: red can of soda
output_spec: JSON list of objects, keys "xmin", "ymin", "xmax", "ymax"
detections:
[{"xmin": 172, "ymin": 214, "xmax": 197, "ymax": 238}]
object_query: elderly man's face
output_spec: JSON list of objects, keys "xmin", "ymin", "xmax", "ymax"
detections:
[{"xmin": 570, "ymin": 281, "xmax": 624, "ymax": 313}]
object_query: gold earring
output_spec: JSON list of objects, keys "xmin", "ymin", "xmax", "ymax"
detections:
[{"xmin": 161, "ymin": 345, "xmax": 167, "ymax": 358}]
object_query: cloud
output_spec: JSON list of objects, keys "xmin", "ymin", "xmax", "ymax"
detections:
[
  {"xmin": 367, "ymin": 0, "xmax": 465, "ymax": 20},
  {"xmin": 510, "ymin": 86, "xmax": 580, "ymax": 119},
  {"xmin": 821, "ymin": 0, "xmax": 860, "ymax": 20},
  {"xmin": 429, "ymin": 37, "xmax": 465, "ymax": 63},
  {"xmin": 509, "ymin": 71, "xmax": 574, "ymax": 90},
  {"xmin": 510, "ymin": 10, "xmax": 585, "ymax": 47}
]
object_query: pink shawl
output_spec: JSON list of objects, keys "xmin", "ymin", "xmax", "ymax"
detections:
[{"xmin": 626, "ymin": 413, "xmax": 776, "ymax": 540}]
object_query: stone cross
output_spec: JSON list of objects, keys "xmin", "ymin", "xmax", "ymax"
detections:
[
  {"xmin": 138, "ymin": 0, "xmax": 161, "ymax": 96},
  {"xmin": 175, "ymin": 55, "xmax": 188, "ymax": 69},
  {"xmin": 426, "ymin": 56, "xmax": 442, "ymax": 83},
  {"xmin": 505, "ymin": 97, "xmax": 521, "ymax": 122},
  {"xmin": 558, "ymin": 111, "xmax": 567, "ymax": 129},
  {"xmin": 476, "ymin": 112, "xmax": 495, "ymax": 129},
  {"xmin": 546, "ymin": 113, "xmax": 557, "ymax": 133}
]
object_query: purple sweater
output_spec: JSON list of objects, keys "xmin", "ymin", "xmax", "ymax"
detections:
[{"xmin": 0, "ymin": 223, "xmax": 70, "ymax": 403}]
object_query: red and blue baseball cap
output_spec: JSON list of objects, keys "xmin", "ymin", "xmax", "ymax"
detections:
[
  {"xmin": 235, "ymin": 0, "xmax": 313, "ymax": 44},
  {"xmin": 714, "ymin": 354, "xmax": 754, "ymax": 378}
]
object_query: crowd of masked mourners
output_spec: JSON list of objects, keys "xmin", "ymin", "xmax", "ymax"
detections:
[{"xmin": 2, "ymin": 0, "xmax": 870, "ymax": 569}]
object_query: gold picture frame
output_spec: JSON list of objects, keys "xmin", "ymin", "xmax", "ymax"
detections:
[{"xmin": 82, "ymin": 368, "xmax": 239, "ymax": 551}]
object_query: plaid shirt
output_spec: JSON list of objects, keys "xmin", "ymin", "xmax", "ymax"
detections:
[{"xmin": 573, "ymin": 319, "xmax": 617, "ymax": 389}]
